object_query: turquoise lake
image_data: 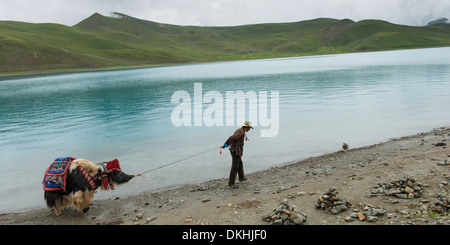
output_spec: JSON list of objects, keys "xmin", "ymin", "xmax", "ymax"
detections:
[{"xmin": 1, "ymin": 47, "xmax": 450, "ymax": 212}]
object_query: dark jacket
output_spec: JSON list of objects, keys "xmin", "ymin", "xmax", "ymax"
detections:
[{"xmin": 224, "ymin": 127, "xmax": 246, "ymax": 157}]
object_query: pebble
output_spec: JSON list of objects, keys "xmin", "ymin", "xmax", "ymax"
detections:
[
  {"xmin": 367, "ymin": 216, "xmax": 378, "ymax": 222},
  {"xmin": 357, "ymin": 212, "xmax": 366, "ymax": 221},
  {"xmin": 344, "ymin": 216, "xmax": 354, "ymax": 222},
  {"xmin": 146, "ymin": 216, "xmax": 157, "ymax": 223},
  {"xmin": 190, "ymin": 183, "xmax": 218, "ymax": 192}
]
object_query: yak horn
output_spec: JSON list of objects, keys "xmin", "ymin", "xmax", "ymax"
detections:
[
  {"xmin": 97, "ymin": 162, "xmax": 112, "ymax": 173},
  {"xmin": 97, "ymin": 162, "xmax": 107, "ymax": 169}
]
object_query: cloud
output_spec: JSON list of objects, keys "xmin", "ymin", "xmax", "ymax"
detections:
[{"xmin": 0, "ymin": 0, "xmax": 449, "ymax": 27}]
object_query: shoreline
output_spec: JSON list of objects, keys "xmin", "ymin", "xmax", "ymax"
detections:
[
  {"xmin": 2, "ymin": 46, "xmax": 448, "ymax": 80},
  {"xmin": 0, "ymin": 63, "xmax": 171, "ymax": 79},
  {"xmin": 1, "ymin": 127, "xmax": 449, "ymax": 225}
]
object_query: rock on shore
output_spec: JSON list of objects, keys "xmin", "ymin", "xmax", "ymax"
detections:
[{"xmin": 262, "ymin": 199, "xmax": 307, "ymax": 225}]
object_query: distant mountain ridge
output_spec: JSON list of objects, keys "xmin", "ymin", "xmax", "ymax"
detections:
[
  {"xmin": 1, "ymin": 12, "xmax": 450, "ymax": 74},
  {"xmin": 428, "ymin": 18, "xmax": 448, "ymax": 26}
]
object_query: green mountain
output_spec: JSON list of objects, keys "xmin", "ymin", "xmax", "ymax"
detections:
[{"xmin": 1, "ymin": 12, "xmax": 450, "ymax": 74}]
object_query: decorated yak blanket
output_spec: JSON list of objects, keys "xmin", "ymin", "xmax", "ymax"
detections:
[{"xmin": 42, "ymin": 157, "xmax": 76, "ymax": 191}]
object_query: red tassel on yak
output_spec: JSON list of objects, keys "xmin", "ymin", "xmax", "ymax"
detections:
[
  {"xmin": 102, "ymin": 159, "xmax": 121, "ymax": 191},
  {"xmin": 106, "ymin": 159, "xmax": 121, "ymax": 171},
  {"xmin": 102, "ymin": 176, "xmax": 110, "ymax": 191}
]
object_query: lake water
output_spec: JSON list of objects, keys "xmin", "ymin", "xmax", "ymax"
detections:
[{"xmin": 1, "ymin": 47, "xmax": 450, "ymax": 213}]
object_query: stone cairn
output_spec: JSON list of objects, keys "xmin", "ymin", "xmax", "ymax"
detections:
[
  {"xmin": 345, "ymin": 203, "xmax": 386, "ymax": 223},
  {"xmin": 262, "ymin": 199, "xmax": 307, "ymax": 225},
  {"xmin": 315, "ymin": 187, "xmax": 352, "ymax": 214},
  {"xmin": 431, "ymin": 194, "xmax": 450, "ymax": 213},
  {"xmin": 371, "ymin": 177, "xmax": 423, "ymax": 199}
]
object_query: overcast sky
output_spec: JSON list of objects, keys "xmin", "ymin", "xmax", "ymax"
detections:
[{"xmin": 0, "ymin": 0, "xmax": 448, "ymax": 27}]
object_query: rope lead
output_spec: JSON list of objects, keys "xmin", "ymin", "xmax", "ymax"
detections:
[{"xmin": 137, "ymin": 147, "xmax": 221, "ymax": 176}]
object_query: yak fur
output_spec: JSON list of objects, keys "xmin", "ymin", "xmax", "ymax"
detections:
[{"xmin": 44, "ymin": 159, "xmax": 134, "ymax": 216}]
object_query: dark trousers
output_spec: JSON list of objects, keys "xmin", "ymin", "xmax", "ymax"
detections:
[{"xmin": 229, "ymin": 150, "xmax": 245, "ymax": 185}]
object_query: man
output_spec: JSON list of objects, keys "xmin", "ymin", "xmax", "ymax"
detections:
[{"xmin": 221, "ymin": 121, "xmax": 253, "ymax": 189}]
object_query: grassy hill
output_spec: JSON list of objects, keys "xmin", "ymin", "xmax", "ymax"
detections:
[{"xmin": 1, "ymin": 12, "xmax": 450, "ymax": 74}]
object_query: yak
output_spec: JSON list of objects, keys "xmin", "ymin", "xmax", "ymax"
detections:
[{"xmin": 43, "ymin": 157, "xmax": 138, "ymax": 216}]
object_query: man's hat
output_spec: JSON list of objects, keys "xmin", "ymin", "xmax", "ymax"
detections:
[{"xmin": 242, "ymin": 121, "xmax": 254, "ymax": 129}]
